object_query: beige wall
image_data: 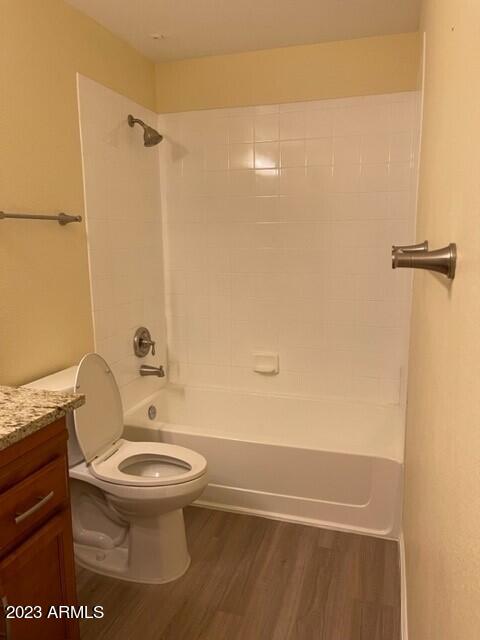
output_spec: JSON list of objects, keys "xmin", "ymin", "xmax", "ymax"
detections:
[
  {"xmin": 404, "ymin": 2, "xmax": 480, "ymax": 639},
  {"xmin": 0, "ymin": 0, "xmax": 155, "ymax": 385},
  {"xmin": 155, "ymin": 32, "xmax": 421, "ymax": 113}
]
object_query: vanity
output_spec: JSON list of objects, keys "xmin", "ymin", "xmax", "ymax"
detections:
[{"xmin": 0, "ymin": 386, "xmax": 84, "ymax": 640}]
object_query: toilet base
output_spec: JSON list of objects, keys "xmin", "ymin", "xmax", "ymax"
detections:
[
  {"xmin": 75, "ymin": 547, "xmax": 191, "ymax": 584},
  {"xmin": 74, "ymin": 508, "xmax": 191, "ymax": 584}
]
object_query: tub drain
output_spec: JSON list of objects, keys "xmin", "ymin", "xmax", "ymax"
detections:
[{"xmin": 148, "ymin": 405, "xmax": 157, "ymax": 420}]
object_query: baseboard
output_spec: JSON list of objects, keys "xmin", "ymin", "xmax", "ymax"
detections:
[{"xmin": 399, "ymin": 533, "xmax": 408, "ymax": 640}]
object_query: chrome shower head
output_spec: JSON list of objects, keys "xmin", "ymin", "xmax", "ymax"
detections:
[{"xmin": 127, "ymin": 114, "xmax": 163, "ymax": 147}]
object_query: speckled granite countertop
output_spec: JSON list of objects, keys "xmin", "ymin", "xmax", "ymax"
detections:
[{"xmin": 0, "ymin": 386, "xmax": 85, "ymax": 451}]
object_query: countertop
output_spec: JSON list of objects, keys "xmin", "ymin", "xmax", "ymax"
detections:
[{"xmin": 0, "ymin": 385, "xmax": 85, "ymax": 451}]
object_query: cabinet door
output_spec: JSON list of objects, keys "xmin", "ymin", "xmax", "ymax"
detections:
[{"xmin": 0, "ymin": 511, "xmax": 79, "ymax": 640}]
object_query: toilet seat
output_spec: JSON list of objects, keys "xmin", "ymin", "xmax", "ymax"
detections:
[
  {"xmin": 70, "ymin": 459, "xmax": 208, "ymax": 503},
  {"xmin": 90, "ymin": 439, "xmax": 207, "ymax": 487},
  {"xmin": 73, "ymin": 354, "xmax": 207, "ymax": 490}
]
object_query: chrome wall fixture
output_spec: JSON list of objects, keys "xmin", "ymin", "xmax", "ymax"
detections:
[
  {"xmin": 133, "ymin": 326, "xmax": 156, "ymax": 357},
  {"xmin": 392, "ymin": 241, "xmax": 457, "ymax": 279},
  {"xmin": 392, "ymin": 240, "xmax": 429, "ymax": 253},
  {"xmin": 0, "ymin": 211, "xmax": 81, "ymax": 225},
  {"xmin": 127, "ymin": 114, "xmax": 163, "ymax": 147},
  {"xmin": 140, "ymin": 364, "xmax": 165, "ymax": 378},
  {"xmin": 133, "ymin": 327, "xmax": 166, "ymax": 377}
]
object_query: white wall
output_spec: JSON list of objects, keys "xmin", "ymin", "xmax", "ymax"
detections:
[
  {"xmin": 77, "ymin": 75, "xmax": 167, "ymax": 410},
  {"xmin": 159, "ymin": 93, "xmax": 419, "ymax": 404}
]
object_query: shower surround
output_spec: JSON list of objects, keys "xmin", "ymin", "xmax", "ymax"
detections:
[
  {"xmin": 159, "ymin": 92, "xmax": 419, "ymax": 405},
  {"xmin": 78, "ymin": 79, "xmax": 420, "ymax": 536}
]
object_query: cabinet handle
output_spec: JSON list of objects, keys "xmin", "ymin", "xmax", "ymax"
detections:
[
  {"xmin": 1, "ymin": 596, "xmax": 11, "ymax": 640},
  {"xmin": 14, "ymin": 491, "xmax": 54, "ymax": 524}
]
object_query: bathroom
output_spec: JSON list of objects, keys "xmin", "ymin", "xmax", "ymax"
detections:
[{"xmin": 0, "ymin": 1, "xmax": 478, "ymax": 639}]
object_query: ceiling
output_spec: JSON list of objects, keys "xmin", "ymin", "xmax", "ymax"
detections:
[{"xmin": 66, "ymin": 0, "xmax": 421, "ymax": 62}]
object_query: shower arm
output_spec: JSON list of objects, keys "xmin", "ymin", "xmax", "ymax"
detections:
[{"xmin": 128, "ymin": 115, "xmax": 143, "ymax": 126}]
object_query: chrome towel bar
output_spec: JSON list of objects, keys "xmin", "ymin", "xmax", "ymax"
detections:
[{"xmin": 0, "ymin": 211, "xmax": 81, "ymax": 225}]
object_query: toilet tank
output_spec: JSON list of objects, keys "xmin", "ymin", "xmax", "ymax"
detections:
[{"xmin": 23, "ymin": 366, "xmax": 84, "ymax": 467}]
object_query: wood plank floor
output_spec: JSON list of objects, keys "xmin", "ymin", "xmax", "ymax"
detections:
[{"xmin": 77, "ymin": 507, "xmax": 400, "ymax": 640}]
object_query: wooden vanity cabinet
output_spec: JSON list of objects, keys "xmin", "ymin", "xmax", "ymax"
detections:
[{"xmin": 0, "ymin": 418, "xmax": 79, "ymax": 640}]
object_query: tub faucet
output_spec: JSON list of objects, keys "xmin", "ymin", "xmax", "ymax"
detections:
[{"xmin": 140, "ymin": 364, "xmax": 165, "ymax": 378}]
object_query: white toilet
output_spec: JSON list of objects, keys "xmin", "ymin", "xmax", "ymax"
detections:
[{"xmin": 26, "ymin": 353, "xmax": 208, "ymax": 584}]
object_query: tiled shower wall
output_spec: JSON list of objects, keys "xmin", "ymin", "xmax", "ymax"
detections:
[
  {"xmin": 78, "ymin": 76, "xmax": 167, "ymax": 410},
  {"xmin": 159, "ymin": 93, "xmax": 419, "ymax": 405}
]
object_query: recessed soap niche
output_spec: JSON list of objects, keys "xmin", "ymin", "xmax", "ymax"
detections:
[{"xmin": 253, "ymin": 352, "xmax": 279, "ymax": 375}]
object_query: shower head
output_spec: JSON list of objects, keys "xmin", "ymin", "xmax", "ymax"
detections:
[{"xmin": 127, "ymin": 114, "xmax": 163, "ymax": 147}]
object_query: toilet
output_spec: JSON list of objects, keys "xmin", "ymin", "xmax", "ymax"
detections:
[{"xmin": 26, "ymin": 353, "xmax": 208, "ymax": 584}]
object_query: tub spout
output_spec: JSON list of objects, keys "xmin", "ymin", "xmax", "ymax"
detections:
[
  {"xmin": 391, "ymin": 243, "xmax": 456, "ymax": 279},
  {"xmin": 140, "ymin": 364, "xmax": 166, "ymax": 377}
]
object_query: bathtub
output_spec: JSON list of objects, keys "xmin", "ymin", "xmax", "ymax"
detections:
[{"xmin": 124, "ymin": 386, "xmax": 404, "ymax": 539}]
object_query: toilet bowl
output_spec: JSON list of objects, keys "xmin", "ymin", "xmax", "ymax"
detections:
[{"xmin": 26, "ymin": 353, "xmax": 208, "ymax": 584}]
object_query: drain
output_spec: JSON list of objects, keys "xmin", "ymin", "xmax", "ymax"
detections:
[{"xmin": 148, "ymin": 405, "xmax": 157, "ymax": 420}]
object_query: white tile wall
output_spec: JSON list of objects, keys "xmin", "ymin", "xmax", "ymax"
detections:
[
  {"xmin": 77, "ymin": 76, "xmax": 167, "ymax": 410},
  {"xmin": 159, "ymin": 93, "xmax": 420, "ymax": 405}
]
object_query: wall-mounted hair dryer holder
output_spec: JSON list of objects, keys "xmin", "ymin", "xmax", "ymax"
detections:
[{"xmin": 392, "ymin": 241, "xmax": 457, "ymax": 279}]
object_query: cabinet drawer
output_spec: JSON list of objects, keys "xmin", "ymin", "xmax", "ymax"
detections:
[{"xmin": 0, "ymin": 457, "xmax": 68, "ymax": 551}]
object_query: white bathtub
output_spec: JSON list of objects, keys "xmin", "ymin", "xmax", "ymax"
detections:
[{"xmin": 124, "ymin": 386, "xmax": 404, "ymax": 539}]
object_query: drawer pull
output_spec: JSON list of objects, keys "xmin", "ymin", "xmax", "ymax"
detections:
[{"xmin": 14, "ymin": 491, "xmax": 54, "ymax": 525}]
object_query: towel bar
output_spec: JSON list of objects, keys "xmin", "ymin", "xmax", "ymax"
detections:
[{"xmin": 0, "ymin": 211, "xmax": 81, "ymax": 225}]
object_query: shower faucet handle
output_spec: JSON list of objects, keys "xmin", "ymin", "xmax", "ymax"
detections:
[
  {"xmin": 143, "ymin": 338, "xmax": 156, "ymax": 356},
  {"xmin": 133, "ymin": 327, "xmax": 156, "ymax": 357}
]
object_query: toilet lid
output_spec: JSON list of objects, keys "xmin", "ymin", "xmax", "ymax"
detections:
[{"xmin": 74, "ymin": 353, "xmax": 123, "ymax": 463}]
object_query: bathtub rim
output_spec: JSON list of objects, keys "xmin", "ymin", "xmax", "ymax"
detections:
[
  {"xmin": 124, "ymin": 385, "xmax": 405, "ymax": 464},
  {"xmin": 125, "ymin": 418, "xmax": 404, "ymax": 464}
]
